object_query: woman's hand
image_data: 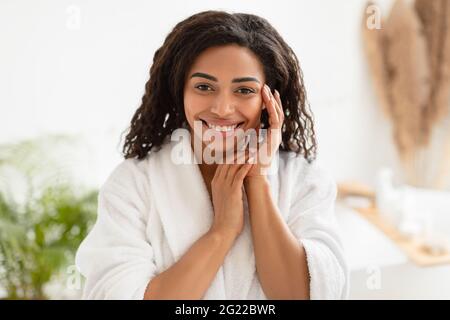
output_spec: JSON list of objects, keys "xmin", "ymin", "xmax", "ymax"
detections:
[
  {"xmin": 246, "ymin": 84, "xmax": 284, "ymax": 178},
  {"xmin": 210, "ymin": 159, "xmax": 253, "ymax": 238}
]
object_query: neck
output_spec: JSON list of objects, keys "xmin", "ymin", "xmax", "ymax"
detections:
[{"xmin": 190, "ymin": 131, "xmax": 218, "ymax": 179}]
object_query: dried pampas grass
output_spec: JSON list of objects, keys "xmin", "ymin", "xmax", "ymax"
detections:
[
  {"xmin": 415, "ymin": 0, "xmax": 450, "ymax": 139},
  {"xmin": 362, "ymin": 0, "xmax": 450, "ymax": 188}
]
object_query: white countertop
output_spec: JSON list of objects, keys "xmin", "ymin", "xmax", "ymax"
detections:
[
  {"xmin": 335, "ymin": 201, "xmax": 450, "ymax": 299},
  {"xmin": 335, "ymin": 201, "xmax": 408, "ymax": 271}
]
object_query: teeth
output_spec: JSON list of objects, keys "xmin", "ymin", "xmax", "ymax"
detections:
[{"xmin": 205, "ymin": 122, "xmax": 240, "ymax": 132}]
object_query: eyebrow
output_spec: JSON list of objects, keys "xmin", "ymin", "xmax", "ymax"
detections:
[{"xmin": 190, "ymin": 72, "xmax": 260, "ymax": 83}]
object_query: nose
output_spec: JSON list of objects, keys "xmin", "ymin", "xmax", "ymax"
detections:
[{"xmin": 210, "ymin": 93, "xmax": 235, "ymax": 118}]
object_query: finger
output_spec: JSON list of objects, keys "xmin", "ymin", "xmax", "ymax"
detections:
[
  {"xmin": 273, "ymin": 89, "xmax": 284, "ymax": 123},
  {"xmin": 226, "ymin": 150, "xmax": 248, "ymax": 182},
  {"xmin": 268, "ymin": 90, "xmax": 282, "ymax": 129},
  {"xmin": 236, "ymin": 147, "xmax": 249, "ymax": 164},
  {"xmin": 227, "ymin": 161, "xmax": 246, "ymax": 181},
  {"xmin": 234, "ymin": 140, "xmax": 254, "ymax": 165},
  {"xmin": 232, "ymin": 163, "xmax": 253, "ymax": 187},
  {"xmin": 223, "ymin": 162, "xmax": 234, "ymax": 181},
  {"xmin": 247, "ymin": 135, "xmax": 259, "ymax": 160},
  {"xmin": 216, "ymin": 162, "xmax": 232, "ymax": 183},
  {"xmin": 263, "ymin": 85, "xmax": 279, "ymax": 128},
  {"xmin": 213, "ymin": 164, "xmax": 226, "ymax": 181}
]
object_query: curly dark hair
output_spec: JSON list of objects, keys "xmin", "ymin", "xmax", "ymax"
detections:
[{"xmin": 122, "ymin": 10, "xmax": 317, "ymax": 163}]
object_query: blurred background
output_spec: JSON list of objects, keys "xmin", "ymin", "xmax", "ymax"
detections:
[{"xmin": 1, "ymin": 0, "xmax": 450, "ymax": 299}]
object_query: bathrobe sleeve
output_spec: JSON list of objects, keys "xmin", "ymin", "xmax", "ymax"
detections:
[
  {"xmin": 286, "ymin": 157, "xmax": 349, "ymax": 300},
  {"xmin": 75, "ymin": 159, "xmax": 157, "ymax": 299}
]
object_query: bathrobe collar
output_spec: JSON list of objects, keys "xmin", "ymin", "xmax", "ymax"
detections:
[{"xmin": 147, "ymin": 129, "xmax": 265, "ymax": 298}]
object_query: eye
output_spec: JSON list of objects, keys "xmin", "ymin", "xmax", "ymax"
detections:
[
  {"xmin": 195, "ymin": 84, "xmax": 214, "ymax": 92},
  {"xmin": 236, "ymin": 87, "xmax": 255, "ymax": 95}
]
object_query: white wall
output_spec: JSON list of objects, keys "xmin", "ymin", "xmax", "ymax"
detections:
[
  {"xmin": 3, "ymin": 0, "xmax": 450, "ymax": 299},
  {"xmin": 1, "ymin": 0, "xmax": 402, "ymax": 188}
]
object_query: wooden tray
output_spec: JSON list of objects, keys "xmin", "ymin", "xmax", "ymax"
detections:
[
  {"xmin": 353, "ymin": 205, "xmax": 450, "ymax": 267},
  {"xmin": 337, "ymin": 182, "xmax": 450, "ymax": 267}
]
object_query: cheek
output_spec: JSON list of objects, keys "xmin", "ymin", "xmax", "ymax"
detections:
[
  {"xmin": 240, "ymin": 103, "xmax": 262, "ymax": 123},
  {"xmin": 184, "ymin": 94, "xmax": 207, "ymax": 119}
]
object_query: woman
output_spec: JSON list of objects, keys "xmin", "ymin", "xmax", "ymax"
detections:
[{"xmin": 75, "ymin": 10, "xmax": 348, "ymax": 300}]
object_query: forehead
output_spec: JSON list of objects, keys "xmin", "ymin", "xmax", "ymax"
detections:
[{"xmin": 187, "ymin": 44, "xmax": 265, "ymax": 82}]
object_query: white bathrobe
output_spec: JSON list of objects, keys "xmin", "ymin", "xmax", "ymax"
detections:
[{"xmin": 75, "ymin": 130, "xmax": 349, "ymax": 300}]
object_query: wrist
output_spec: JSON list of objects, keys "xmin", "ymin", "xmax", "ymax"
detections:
[
  {"xmin": 244, "ymin": 175, "xmax": 269, "ymax": 187},
  {"xmin": 208, "ymin": 224, "xmax": 238, "ymax": 243}
]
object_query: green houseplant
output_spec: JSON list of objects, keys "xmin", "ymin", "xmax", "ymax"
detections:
[{"xmin": 0, "ymin": 135, "xmax": 97, "ymax": 299}]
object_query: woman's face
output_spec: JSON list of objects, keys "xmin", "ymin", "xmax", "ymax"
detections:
[{"xmin": 183, "ymin": 44, "xmax": 266, "ymax": 155}]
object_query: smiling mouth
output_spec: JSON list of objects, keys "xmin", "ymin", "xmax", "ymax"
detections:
[{"xmin": 200, "ymin": 119, "xmax": 245, "ymax": 132}]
